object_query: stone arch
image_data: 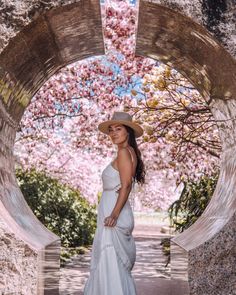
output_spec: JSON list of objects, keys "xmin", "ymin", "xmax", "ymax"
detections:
[
  {"xmin": 0, "ymin": 0, "xmax": 235, "ymax": 294},
  {"xmin": 0, "ymin": 1, "xmax": 104, "ymax": 294},
  {"xmin": 136, "ymin": 1, "xmax": 236, "ymax": 294}
]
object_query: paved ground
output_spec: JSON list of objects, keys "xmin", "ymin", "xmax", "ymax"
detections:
[{"xmin": 60, "ymin": 218, "xmax": 189, "ymax": 295}]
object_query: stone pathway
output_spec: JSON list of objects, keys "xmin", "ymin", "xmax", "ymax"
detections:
[
  {"xmin": 60, "ymin": 220, "xmax": 189, "ymax": 295},
  {"xmin": 60, "ymin": 213, "xmax": 189, "ymax": 295}
]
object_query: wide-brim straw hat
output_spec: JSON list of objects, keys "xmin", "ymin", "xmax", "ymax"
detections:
[{"xmin": 98, "ymin": 111, "xmax": 143, "ymax": 138}]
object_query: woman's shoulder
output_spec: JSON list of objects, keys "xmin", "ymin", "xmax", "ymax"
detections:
[
  {"xmin": 118, "ymin": 146, "xmax": 136, "ymax": 162},
  {"xmin": 118, "ymin": 146, "xmax": 134, "ymax": 154}
]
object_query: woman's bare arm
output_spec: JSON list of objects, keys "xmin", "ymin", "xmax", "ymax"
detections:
[{"xmin": 104, "ymin": 148, "xmax": 133, "ymax": 227}]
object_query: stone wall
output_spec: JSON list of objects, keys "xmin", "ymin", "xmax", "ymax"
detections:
[
  {"xmin": 0, "ymin": 0, "xmax": 104, "ymax": 293},
  {"xmin": 0, "ymin": 219, "xmax": 37, "ymax": 294},
  {"xmin": 1, "ymin": 0, "xmax": 235, "ymax": 58},
  {"xmin": 0, "ymin": 0, "xmax": 235, "ymax": 294},
  {"xmin": 136, "ymin": 1, "xmax": 236, "ymax": 294},
  {"xmin": 142, "ymin": 0, "xmax": 236, "ymax": 58}
]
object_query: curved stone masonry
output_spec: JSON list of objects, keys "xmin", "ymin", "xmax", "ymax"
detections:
[
  {"xmin": 136, "ymin": 1, "xmax": 236, "ymax": 295},
  {"xmin": 0, "ymin": 0, "xmax": 235, "ymax": 294},
  {"xmin": 0, "ymin": 0, "xmax": 104, "ymax": 294}
]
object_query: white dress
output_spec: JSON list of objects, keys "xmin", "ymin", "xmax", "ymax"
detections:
[{"xmin": 83, "ymin": 155, "xmax": 137, "ymax": 295}]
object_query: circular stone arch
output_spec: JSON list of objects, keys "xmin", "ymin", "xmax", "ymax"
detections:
[
  {"xmin": 136, "ymin": 1, "xmax": 236, "ymax": 294},
  {"xmin": 0, "ymin": 1, "xmax": 104, "ymax": 294},
  {"xmin": 0, "ymin": 1, "xmax": 235, "ymax": 295}
]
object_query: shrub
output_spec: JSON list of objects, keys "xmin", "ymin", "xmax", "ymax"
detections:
[
  {"xmin": 168, "ymin": 171, "xmax": 219, "ymax": 233},
  {"xmin": 16, "ymin": 168, "xmax": 97, "ymax": 249},
  {"xmin": 161, "ymin": 170, "xmax": 220, "ymax": 266}
]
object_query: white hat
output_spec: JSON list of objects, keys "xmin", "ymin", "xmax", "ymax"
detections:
[{"xmin": 98, "ymin": 111, "xmax": 143, "ymax": 138}]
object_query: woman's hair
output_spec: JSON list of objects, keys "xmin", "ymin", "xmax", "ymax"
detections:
[{"xmin": 124, "ymin": 125, "xmax": 146, "ymax": 185}]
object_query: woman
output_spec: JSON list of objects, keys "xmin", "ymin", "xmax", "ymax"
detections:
[{"xmin": 83, "ymin": 111, "xmax": 145, "ymax": 295}]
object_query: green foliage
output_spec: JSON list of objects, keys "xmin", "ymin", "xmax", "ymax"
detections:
[
  {"xmin": 160, "ymin": 171, "xmax": 220, "ymax": 267},
  {"xmin": 168, "ymin": 171, "xmax": 219, "ymax": 233},
  {"xmin": 16, "ymin": 168, "xmax": 97, "ymax": 249}
]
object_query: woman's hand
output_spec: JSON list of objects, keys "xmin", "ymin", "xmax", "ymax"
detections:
[{"xmin": 104, "ymin": 213, "xmax": 119, "ymax": 227}]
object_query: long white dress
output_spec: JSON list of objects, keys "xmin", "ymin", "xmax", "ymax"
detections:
[{"xmin": 83, "ymin": 157, "xmax": 137, "ymax": 295}]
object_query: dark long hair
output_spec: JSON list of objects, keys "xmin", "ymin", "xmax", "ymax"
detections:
[{"xmin": 124, "ymin": 125, "xmax": 146, "ymax": 185}]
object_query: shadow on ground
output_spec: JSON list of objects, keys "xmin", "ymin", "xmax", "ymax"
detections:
[{"xmin": 59, "ymin": 222, "xmax": 189, "ymax": 295}]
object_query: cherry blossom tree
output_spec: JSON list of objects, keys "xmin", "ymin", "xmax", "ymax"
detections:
[{"xmin": 14, "ymin": 0, "xmax": 220, "ymax": 212}]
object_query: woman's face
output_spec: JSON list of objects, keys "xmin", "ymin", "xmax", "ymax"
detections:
[{"xmin": 108, "ymin": 123, "xmax": 128, "ymax": 144}]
